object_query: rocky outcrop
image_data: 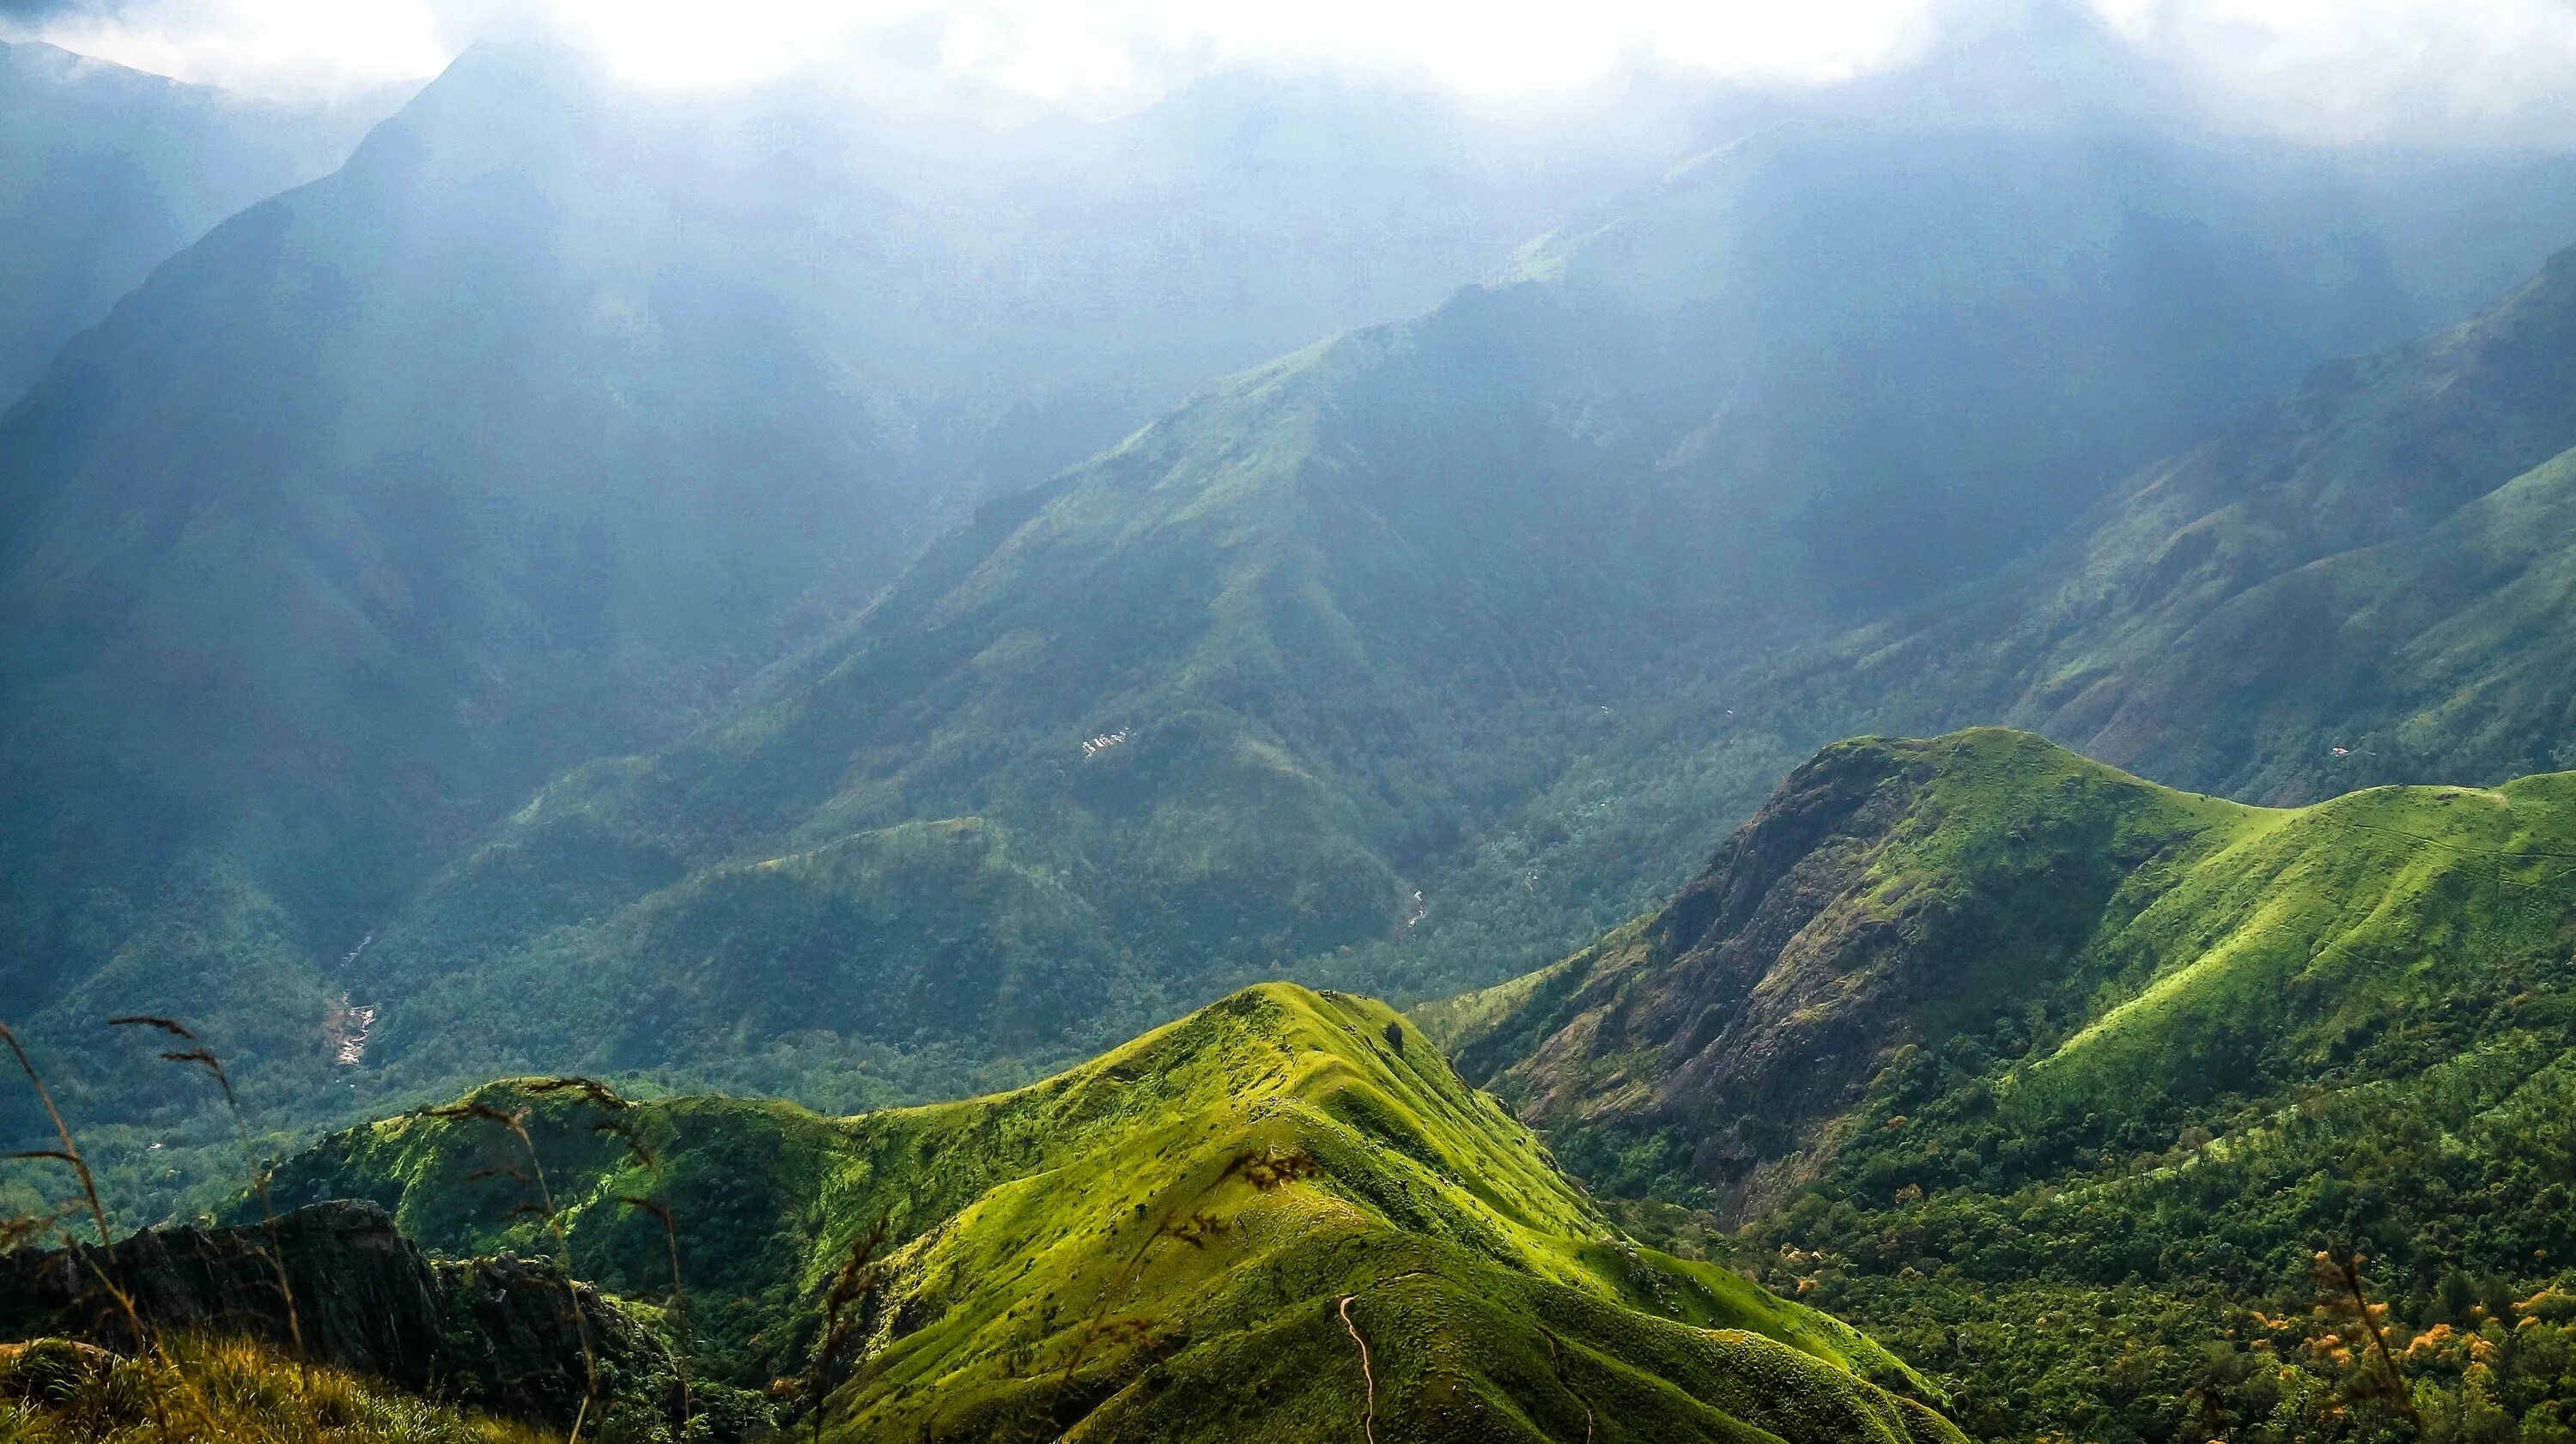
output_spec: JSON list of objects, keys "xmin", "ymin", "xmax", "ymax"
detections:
[
  {"xmin": 0, "ymin": 1199, "xmax": 681, "ymax": 1429},
  {"xmin": 1449, "ymin": 731, "xmax": 2226, "ymax": 1221}
]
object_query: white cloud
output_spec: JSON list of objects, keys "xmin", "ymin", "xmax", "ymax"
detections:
[
  {"xmin": 19, "ymin": 0, "xmax": 459, "ymax": 96},
  {"xmin": 11, "ymin": 0, "xmax": 2576, "ymax": 144},
  {"xmin": 2103, "ymin": 0, "xmax": 2576, "ymax": 143},
  {"xmin": 0, "ymin": 0, "xmax": 1951, "ymax": 100}
]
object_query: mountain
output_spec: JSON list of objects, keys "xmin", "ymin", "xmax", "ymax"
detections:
[
  {"xmin": 19, "ymin": 58, "xmax": 2576, "ymax": 1188},
  {"xmin": 1366, "ymin": 225, "xmax": 2576, "ymax": 1041},
  {"xmin": 1813, "ymin": 244, "xmax": 2576, "ymax": 802},
  {"xmin": 248, "ymin": 983, "xmax": 1959, "ymax": 1443},
  {"xmin": 0, "ymin": 41, "xmax": 1678, "ymax": 1118},
  {"xmin": 295, "ymin": 123, "xmax": 2576, "ymax": 1123},
  {"xmin": 0, "ymin": 39, "xmax": 404, "ymax": 409},
  {"xmin": 1429, "ymin": 728, "xmax": 2576, "ymax": 1440},
  {"xmin": 0, "ymin": 44, "xmax": 924, "ymax": 1067}
]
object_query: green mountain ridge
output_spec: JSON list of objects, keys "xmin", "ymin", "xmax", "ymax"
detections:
[
  {"xmin": 14, "ymin": 37, "xmax": 2576, "ymax": 1444},
  {"xmin": 1789, "ymin": 242, "xmax": 2576, "ymax": 804},
  {"xmin": 1378, "ymin": 228, "xmax": 2576, "ymax": 1043},
  {"xmin": 1431, "ymin": 727, "xmax": 2576, "ymax": 1441},
  {"xmin": 0, "ymin": 40, "xmax": 1684, "ymax": 1132},
  {"xmin": 252, "ymin": 982, "xmax": 1958, "ymax": 1444},
  {"xmin": 22, "ymin": 110, "xmax": 2576, "ymax": 1169},
  {"xmin": 291, "ymin": 124, "xmax": 2558, "ymax": 1128}
]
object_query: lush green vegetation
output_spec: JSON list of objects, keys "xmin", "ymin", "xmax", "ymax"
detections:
[
  {"xmin": 1438, "ymin": 726, "xmax": 2576, "ymax": 1443},
  {"xmin": 219, "ymin": 124, "xmax": 2525, "ymax": 1159},
  {"xmin": 252, "ymin": 983, "xmax": 1955, "ymax": 1442},
  {"xmin": 16, "ymin": 31, "xmax": 2576, "ymax": 1444}
]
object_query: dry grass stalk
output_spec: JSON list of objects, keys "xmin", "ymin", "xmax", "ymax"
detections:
[
  {"xmin": 805, "ymin": 1216, "xmax": 889, "ymax": 1444},
  {"xmin": 2, "ymin": 1024, "xmax": 154, "ymax": 1339},
  {"xmin": 422, "ymin": 1098, "xmax": 599, "ymax": 1443},
  {"xmin": 2317, "ymin": 1246, "xmax": 2419, "ymax": 1425},
  {"xmin": 1, "ymin": 1018, "xmax": 173, "ymax": 1438},
  {"xmin": 110, "ymin": 1016, "xmax": 305, "ymax": 1363},
  {"xmin": 596, "ymin": 1110, "xmax": 692, "ymax": 1439}
]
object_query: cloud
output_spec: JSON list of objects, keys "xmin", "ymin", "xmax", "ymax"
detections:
[
  {"xmin": 2101, "ymin": 0, "xmax": 2576, "ymax": 144},
  {"xmin": 0, "ymin": 0, "xmax": 1955, "ymax": 100},
  {"xmin": 5, "ymin": 0, "xmax": 459, "ymax": 94},
  {"xmin": 9, "ymin": 0, "xmax": 2576, "ymax": 144}
]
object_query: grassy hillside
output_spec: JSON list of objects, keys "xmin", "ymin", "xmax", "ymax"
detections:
[
  {"xmin": 23, "ymin": 111, "xmax": 2576, "ymax": 1239},
  {"xmin": 258, "ymin": 983, "xmax": 1958, "ymax": 1443},
  {"xmin": 0, "ymin": 1336, "xmax": 549, "ymax": 1444},
  {"xmin": 1437, "ymin": 728, "xmax": 2576, "ymax": 1441}
]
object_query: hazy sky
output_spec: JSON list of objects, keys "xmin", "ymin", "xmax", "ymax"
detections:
[{"xmin": 9, "ymin": 0, "xmax": 2576, "ymax": 145}]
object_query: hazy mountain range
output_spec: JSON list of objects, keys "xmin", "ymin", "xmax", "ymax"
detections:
[
  {"xmin": 14, "ymin": 30, "xmax": 2576, "ymax": 1138},
  {"xmin": 10, "ymin": 21, "xmax": 2576, "ymax": 1443},
  {"xmin": 0, "ymin": 39, "xmax": 408, "ymax": 408}
]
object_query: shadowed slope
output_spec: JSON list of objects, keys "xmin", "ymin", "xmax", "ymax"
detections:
[
  {"xmin": 0, "ymin": 40, "xmax": 405, "ymax": 407},
  {"xmin": 1441, "ymin": 729, "xmax": 2576, "ymax": 1209},
  {"xmin": 1397, "ymin": 236, "xmax": 2576, "ymax": 1053},
  {"xmin": 0, "ymin": 44, "xmax": 1668, "ymax": 1150},
  {"xmin": 1752, "ymin": 241, "xmax": 2576, "ymax": 806}
]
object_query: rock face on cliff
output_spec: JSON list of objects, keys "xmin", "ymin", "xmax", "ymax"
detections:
[
  {"xmin": 0, "ymin": 1199, "xmax": 692, "ymax": 1431},
  {"xmin": 1429, "ymin": 730, "xmax": 2238, "ymax": 1218}
]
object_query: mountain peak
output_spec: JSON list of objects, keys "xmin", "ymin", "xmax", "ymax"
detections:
[
  {"xmin": 258, "ymin": 980, "xmax": 1956, "ymax": 1442},
  {"xmin": 1438, "ymin": 728, "xmax": 2251, "ymax": 1216}
]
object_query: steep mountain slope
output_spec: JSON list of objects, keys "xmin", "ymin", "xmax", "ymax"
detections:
[
  {"xmin": 317, "ymin": 124, "xmax": 2550, "ymax": 1120},
  {"xmin": 0, "ymin": 40, "xmax": 404, "ymax": 408},
  {"xmin": 1788, "ymin": 241, "xmax": 2576, "ymax": 804},
  {"xmin": 340, "ymin": 282, "xmax": 1801, "ymax": 1107},
  {"xmin": 1432, "ymin": 729, "xmax": 2576, "ymax": 1441},
  {"xmin": 1431, "ymin": 729, "xmax": 2257, "ymax": 1213},
  {"xmin": 258, "ymin": 984, "xmax": 1960, "ymax": 1444},
  {"xmin": 0, "ymin": 44, "xmax": 919, "ymax": 1077},
  {"xmin": 1396, "ymin": 229, "xmax": 2576, "ymax": 1025},
  {"xmin": 0, "ymin": 43, "xmax": 1671, "ymax": 1119}
]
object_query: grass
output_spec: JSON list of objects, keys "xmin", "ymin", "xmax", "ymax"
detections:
[
  {"xmin": 0, "ymin": 1335, "xmax": 551, "ymax": 1444},
  {"xmin": 258, "ymin": 983, "xmax": 1960, "ymax": 1444}
]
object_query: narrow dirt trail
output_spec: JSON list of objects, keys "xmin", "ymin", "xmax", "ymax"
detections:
[{"xmin": 1339, "ymin": 1294, "xmax": 1376, "ymax": 1444}]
